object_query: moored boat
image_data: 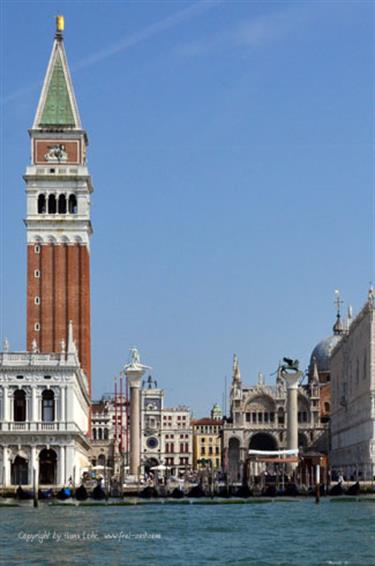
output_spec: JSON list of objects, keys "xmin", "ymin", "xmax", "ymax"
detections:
[
  {"xmin": 56, "ymin": 487, "xmax": 72, "ymax": 500},
  {"xmin": 75, "ymin": 484, "xmax": 88, "ymax": 501},
  {"xmin": 92, "ymin": 484, "xmax": 106, "ymax": 500}
]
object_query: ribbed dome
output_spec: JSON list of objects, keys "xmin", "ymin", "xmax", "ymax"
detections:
[{"xmin": 310, "ymin": 335, "xmax": 342, "ymax": 373}]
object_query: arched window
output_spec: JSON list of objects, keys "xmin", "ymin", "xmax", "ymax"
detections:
[
  {"xmin": 11, "ymin": 456, "xmax": 28, "ymax": 485},
  {"xmin": 42, "ymin": 390, "xmax": 55, "ymax": 422},
  {"xmin": 98, "ymin": 454, "xmax": 106, "ymax": 467},
  {"xmin": 98, "ymin": 428, "xmax": 103, "ymax": 440},
  {"xmin": 38, "ymin": 194, "xmax": 46, "ymax": 214},
  {"xmin": 14, "ymin": 390, "xmax": 26, "ymax": 422},
  {"xmin": 58, "ymin": 194, "xmax": 67, "ymax": 214},
  {"xmin": 48, "ymin": 194, "xmax": 57, "ymax": 214},
  {"xmin": 39, "ymin": 448, "xmax": 57, "ymax": 485},
  {"xmin": 104, "ymin": 428, "xmax": 109, "ymax": 440},
  {"xmin": 93, "ymin": 428, "xmax": 97, "ymax": 440},
  {"xmin": 277, "ymin": 407, "xmax": 285, "ymax": 425},
  {"xmin": 68, "ymin": 194, "xmax": 77, "ymax": 214}
]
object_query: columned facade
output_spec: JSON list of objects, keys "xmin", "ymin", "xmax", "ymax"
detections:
[{"xmin": 0, "ymin": 346, "xmax": 90, "ymax": 490}]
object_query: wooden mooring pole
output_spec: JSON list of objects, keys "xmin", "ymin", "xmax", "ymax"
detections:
[
  {"xmin": 315, "ymin": 463, "xmax": 320, "ymax": 504},
  {"xmin": 33, "ymin": 468, "xmax": 38, "ymax": 508}
]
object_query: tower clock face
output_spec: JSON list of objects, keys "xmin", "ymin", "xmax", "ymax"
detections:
[
  {"xmin": 146, "ymin": 437, "xmax": 159, "ymax": 450},
  {"xmin": 144, "ymin": 398, "xmax": 161, "ymax": 411}
]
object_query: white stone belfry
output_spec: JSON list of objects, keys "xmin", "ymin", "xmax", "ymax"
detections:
[{"xmin": 124, "ymin": 348, "xmax": 150, "ymax": 477}]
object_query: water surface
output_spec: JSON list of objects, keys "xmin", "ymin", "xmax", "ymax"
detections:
[{"xmin": 0, "ymin": 499, "xmax": 374, "ymax": 565}]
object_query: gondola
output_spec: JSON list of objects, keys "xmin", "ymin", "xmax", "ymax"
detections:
[
  {"xmin": 91, "ymin": 484, "xmax": 106, "ymax": 500},
  {"xmin": 56, "ymin": 487, "xmax": 72, "ymax": 500},
  {"xmin": 216, "ymin": 485, "xmax": 230, "ymax": 498},
  {"xmin": 262, "ymin": 485, "xmax": 277, "ymax": 497},
  {"xmin": 234, "ymin": 485, "xmax": 253, "ymax": 498},
  {"xmin": 75, "ymin": 484, "xmax": 88, "ymax": 501},
  {"xmin": 347, "ymin": 481, "xmax": 360, "ymax": 496},
  {"xmin": 329, "ymin": 481, "xmax": 345, "ymax": 496},
  {"xmin": 38, "ymin": 488, "xmax": 54, "ymax": 499},
  {"xmin": 187, "ymin": 485, "xmax": 206, "ymax": 498},
  {"xmin": 15, "ymin": 486, "xmax": 33, "ymax": 500},
  {"xmin": 285, "ymin": 483, "xmax": 300, "ymax": 496},
  {"xmin": 139, "ymin": 486, "xmax": 158, "ymax": 499},
  {"xmin": 171, "ymin": 487, "xmax": 184, "ymax": 499}
]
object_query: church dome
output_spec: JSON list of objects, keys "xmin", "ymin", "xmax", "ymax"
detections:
[{"xmin": 310, "ymin": 335, "xmax": 341, "ymax": 373}]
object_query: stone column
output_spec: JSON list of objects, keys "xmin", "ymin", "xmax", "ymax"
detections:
[
  {"xmin": 32, "ymin": 386, "xmax": 38, "ymax": 422},
  {"xmin": 60, "ymin": 386, "xmax": 66, "ymax": 423},
  {"xmin": 66, "ymin": 386, "xmax": 73, "ymax": 424},
  {"xmin": 124, "ymin": 349, "xmax": 149, "ymax": 478},
  {"xmin": 129, "ymin": 377, "xmax": 142, "ymax": 476},
  {"xmin": 59, "ymin": 446, "xmax": 65, "ymax": 485},
  {"xmin": 4, "ymin": 447, "xmax": 11, "ymax": 487},
  {"xmin": 31, "ymin": 446, "xmax": 39, "ymax": 487},
  {"xmin": 66, "ymin": 445, "xmax": 75, "ymax": 482},
  {"xmin": 7, "ymin": 388, "xmax": 13, "ymax": 422},
  {"xmin": 3, "ymin": 386, "xmax": 9, "ymax": 422},
  {"xmin": 284, "ymin": 371, "xmax": 302, "ymax": 473}
]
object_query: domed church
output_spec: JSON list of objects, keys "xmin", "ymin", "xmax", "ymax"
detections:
[{"xmin": 222, "ymin": 307, "xmax": 346, "ymax": 482}]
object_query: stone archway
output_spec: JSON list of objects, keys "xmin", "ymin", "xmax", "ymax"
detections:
[
  {"xmin": 228, "ymin": 437, "xmax": 240, "ymax": 482},
  {"xmin": 11, "ymin": 455, "xmax": 28, "ymax": 485},
  {"xmin": 249, "ymin": 432, "xmax": 278, "ymax": 451},
  {"xmin": 248, "ymin": 433, "xmax": 279, "ymax": 479},
  {"xmin": 39, "ymin": 448, "xmax": 57, "ymax": 485},
  {"xmin": 144, "ymin": 457, "xmax": 159, "ymax": 475},
  {"xmin": 298, "ymin": 432, "xmax": 308, "ymax": 451}
]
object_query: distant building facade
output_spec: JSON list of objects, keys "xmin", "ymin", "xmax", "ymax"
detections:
[
  {"xmin": 91, "ymin": 392, "xmax": 128, "ymax": 471},
  {"xmin": 192, "ymin": 407, "xmax": 223, "ymax": 471},
  {"xmin": 330, "ymin": 293, "xmax": 375, "ymax": 480},
  {"xmin": 91, "ymin": 375, "xmax": 193, "ymax": 478}
]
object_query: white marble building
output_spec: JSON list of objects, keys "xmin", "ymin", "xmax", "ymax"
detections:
[
  {"xmin": 330, "ymin": 292, "xmax": 375, "ymax": 480},
  {"xmin": 0, "ymin": 326, "xmax": 90, "ymax": 490}
]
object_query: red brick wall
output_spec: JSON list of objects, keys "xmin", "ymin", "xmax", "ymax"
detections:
[
  {"xmin": 40, "ymin": 244, "xmax": 54, "ymax": 351},
  {"xmin": 26, "ymin": 244, "xmax": 41, "ymax": 350},
  {"xmin": 27, "ymin": 242, "xmax": 91, "ymax": 392},
  {"xmin": 54, "ymin": 244, "xmax": 67, "ymax": 350}
]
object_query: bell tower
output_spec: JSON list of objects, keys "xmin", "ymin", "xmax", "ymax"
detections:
[{"xmin": 24, "ymin": 16, "xmax": 93, "ymax": 396}]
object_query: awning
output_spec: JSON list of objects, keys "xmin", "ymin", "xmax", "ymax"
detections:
[{"xmin": 248, "ymin": 449, "xmax": 299, "ymax": 457}]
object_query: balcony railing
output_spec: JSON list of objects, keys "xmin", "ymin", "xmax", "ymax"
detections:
[{"xmin": 0, "ymin": 421, "xmax": 81, "ymax": 432}]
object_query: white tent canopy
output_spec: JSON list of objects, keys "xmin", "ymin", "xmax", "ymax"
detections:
[
  {"xmin": 248, "ymin": 449, "xmax": 299, "ymax": 456},
  {"xmin": 150, "ymin": 464, "xmax": 170, "ymax": 471}
]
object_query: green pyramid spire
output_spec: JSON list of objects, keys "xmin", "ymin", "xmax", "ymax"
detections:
[{"xmin": 39, "ymin": 50, "xmax": 75, "ymax": 126}]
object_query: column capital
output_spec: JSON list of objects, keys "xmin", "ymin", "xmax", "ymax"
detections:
[{"xmin": 282, "ymin": 370, "xmax": 303, "ymax": 389}]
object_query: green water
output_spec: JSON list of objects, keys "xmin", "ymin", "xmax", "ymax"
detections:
[{"xmin": 0, "ymin": 499, "xmax": 374, "ymax": 565}]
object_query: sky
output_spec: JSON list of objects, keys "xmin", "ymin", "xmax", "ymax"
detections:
[{"xmin": 0, "ymin": 0, "xmax": 374, "ymax": 417}]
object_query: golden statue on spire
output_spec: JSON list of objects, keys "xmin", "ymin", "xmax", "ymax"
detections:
[{"xmin": 56, "ymin": 15, "xmax": 64, "ymax": 33}]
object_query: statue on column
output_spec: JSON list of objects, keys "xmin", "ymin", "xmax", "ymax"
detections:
[{"xmin": 280, "ymin": 357, "xmax": 302, "ymax": 381}]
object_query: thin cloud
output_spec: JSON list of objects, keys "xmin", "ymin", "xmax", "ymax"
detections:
[
  {"xmin": 2, "ymin": 0, "xmax": 221, "ymax": 104},
  {"xmin": 176, "ymin": 3, "xmax": 313, "ymax": 57}
]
